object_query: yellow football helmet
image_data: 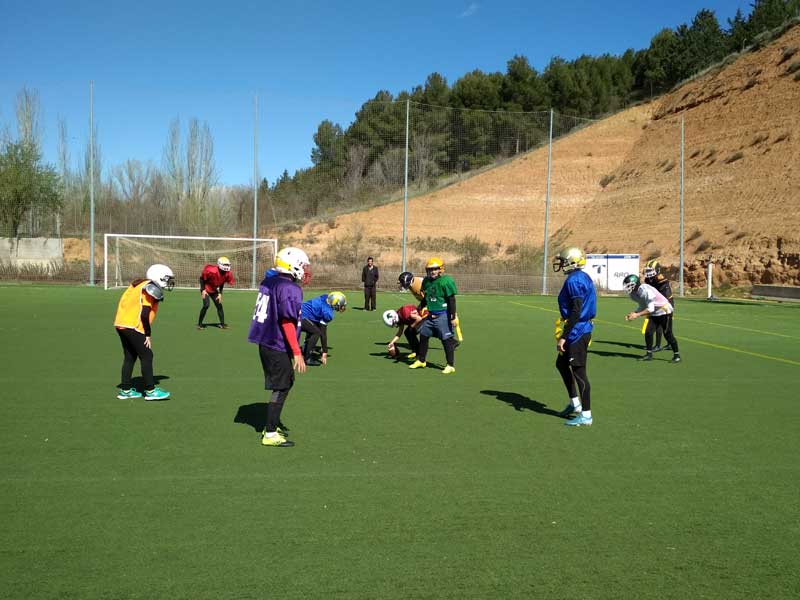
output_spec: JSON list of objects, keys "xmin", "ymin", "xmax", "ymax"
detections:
[
  {"xmin": 327, "ymin": 291, "xmax": 347, "ymax": 312},
  {"xmin": 552, "ymin": 247, "xmax": 586, "ymax": 274}
]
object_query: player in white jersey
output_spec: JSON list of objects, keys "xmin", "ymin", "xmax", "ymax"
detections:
[{"xmin": 622, "ymin": 274, "xmax": 681, "ymax": 363}]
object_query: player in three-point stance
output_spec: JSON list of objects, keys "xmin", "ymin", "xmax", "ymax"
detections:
[
  {"xmin": 623, "ymin": 273, "xmax": 681, "ymax": 363},
  {"xmin": 198, "ymin": 256, "xmax": 234, "ymax": 329},
  {"xmin": 300, "ymin": 291, "xmax": 347, "ymax": 366},
  {"xmin": 408, "ymin": 257, "xmax": 459, "ymax": 374},
  {"xmin": 113, "ymin": 264, "xmax": 175, "ymax": 401},
  {"xmin": 247, "ymin": 247, "xmax": 311, "ymax": 448},
  {"xmin": 554, "ymin": 247, "xmax": 596, "ymax": 426}
]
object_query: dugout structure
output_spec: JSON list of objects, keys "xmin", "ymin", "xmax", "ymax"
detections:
[{"xmin": 103, "ymin": 234, "xmax": 277, "ymax": 290}]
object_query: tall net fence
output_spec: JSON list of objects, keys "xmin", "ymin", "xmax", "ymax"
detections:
[{"xmin": 2, "ymin": 83, "xmax": 798, "ymax": 293}]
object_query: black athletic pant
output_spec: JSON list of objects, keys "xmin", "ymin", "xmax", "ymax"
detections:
[
  {"xmin": 555, "ymin": 333, "xmax": 591, "ymax": 411},
  {"xmin": 117, "ymin": 328, "xmax": 154, "ymax": 390},
  {"xmin": 404, "ymin": 327, "xmax": 420, "ymax": 353},
  {"xmin": 364, "ymin": 285, "xmax": 376, "ymax": 311},
  {"xmin": 199, "ymin": 292, "xmax": 225, "ymax": 326},
  {"xmin": 300, "ymin": 318, "xmax": 323, "ymax": 360},
  {"xmin": 646, "ymin": 314, "xmax": 679, "ymax": 353}
]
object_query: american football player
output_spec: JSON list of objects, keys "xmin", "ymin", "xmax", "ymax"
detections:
[
  {"xmin": 300, "ymin": 291, "xmax": 347, "ymax": 366},
  {"xmin": 114, "ymin": 264, "xmax": 175, "ymax": 401},
  {"xmin": 198, "ymin": 256, "xmax": 235, "ymax": 329},
  {"xmin": 247, "ymin": 247, "xmax": 311, "ymax": 448},
  {"xmin": 643, "ymin": 259, "xmax": 674, "ymax": 352},
  {"xmin": 553, "ymin": 247, "xmax": 596, "ymax": 426},
  {"xmin": 409, "ymin": 257, "xmax": 459, "ymax": 374},
  {"xmin": 383, "ymin": 304, "xmax": 429, "ymax": 360},
  {"xmin": 624, "ymin": 273, "xmax": 681, "ymax": 363}
]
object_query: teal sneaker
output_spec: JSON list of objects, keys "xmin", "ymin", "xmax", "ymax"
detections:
[
  {"xmin": 565, "ymin": 414, "xmax": 593, "ymax": 427},
  {"xmin": 117, "ymin": 388, "xmax": 143, "ymax": 400},
  {"xmin": 144, "ymin": 387, "xmax": 171, "ymax": 401}
]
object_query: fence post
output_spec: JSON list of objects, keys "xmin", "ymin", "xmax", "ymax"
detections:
[
  {"xmin": 679, "ymin": 113, "xmax": 685, "ymax": 297},
  {"xmin": 402, "ymin": 99, "xmax": 410, "ymax": 274},
  {"xmin": 252, "ymin": 94, "xmax": 259, "ymax": 289},
  {"xmin": 542, "ymin": 108, "xmax": 554, "ymax": 294},
  {"xmin": 89, "ymin": 80, "xmax": 95, "ymax": 286}
]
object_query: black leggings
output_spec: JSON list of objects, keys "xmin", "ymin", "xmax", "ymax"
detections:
[
  {"xmin": 199, "ymin": 293, "xmax": 225, "ymax": 326},
  {"xmin": 646, "ymin": 314, "xmax": 678, "ymax": 353},
  {"xmin": 267, "ymin": 389, "xmax": 290, "ymax": 433},
  {"xmin": 117, "ymin": 328, "xmax": 154, "ymax": 390},
  {"xmin": 556, "ymin": 354, "xmax": 591, "ymax": 411}
]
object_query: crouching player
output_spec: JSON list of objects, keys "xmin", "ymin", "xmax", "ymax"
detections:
[
  {"xmin": 553, "ymin": 248, "xmax": 596, "ymax": 426},
  {"xmin": 383, "ymin": 305, "xmax": 428, "ymax": 360},
  {"xmin": 247, "ymin": 247, "xmax": 311, "ymax": 448},
  {"xmin": 114, "ymin": 264, "xmax": 175, "ymax": 400},
  {"xmin": 300, "ymin": 291, "xmax": 347, "ymax": 366},
  {"xmin": 623, "ymin": 274, "xmax": 681, "ymax": 363}
]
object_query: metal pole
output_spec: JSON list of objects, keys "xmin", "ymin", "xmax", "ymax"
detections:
[
  {"xmin": 542, "ymin": 109, "xmax": 553, "ymax": 295},
  {"xmin": 679, "ymin": 113, "xmax": 685, "ymax": 297},
  {"xmin": 401, "ymin": 99, "xmax": 410, "ymax": 273},
  {"xmin": 89, "ymin": 80, "xmax": 95, "ymax": 286},
  {"xmin": 707, "ymin": 259, "xmax": 713, "ymax": 300},
  {"xmin": 252, "ymin": 94, "xmax": 258, "ymax": 289}
]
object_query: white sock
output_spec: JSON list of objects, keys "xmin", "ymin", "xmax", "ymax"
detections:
[
  {"xmin": 583, "ymin": 410, "xmax": 592, "ymax": 419},
  {"xmin": 571, "ymin": 397, "xmax": 582, "ymax": 410},
  {"xmin": 265, "ymin": 431, "xmax": 279, "ymax": 439}
]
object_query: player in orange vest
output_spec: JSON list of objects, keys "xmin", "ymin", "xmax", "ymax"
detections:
[
  {"xmin": 114, "ymin": 264, "xmax": 175, "ymax": 400},
  {"xmin": 198, "ymin": 256, "xmax": 235, "ymax": 329}
]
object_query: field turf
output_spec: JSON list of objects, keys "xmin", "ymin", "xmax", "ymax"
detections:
[{"xmin": 1, "ymin": 285, "xmax": 799, "ymax": 599}]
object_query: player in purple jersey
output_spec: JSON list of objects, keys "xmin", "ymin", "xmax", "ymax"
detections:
[
  {"xmin": 553, "ymin": 247, "xmax": 597, "ymax": 427},
  {"xmin": 247, "ymin": 247, "xmax": 311, "ymax": 448}
]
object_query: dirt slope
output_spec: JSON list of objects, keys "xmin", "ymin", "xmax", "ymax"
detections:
[{"xmin": 294, "ymin": 25, "xmax": 800, "ymax": 288}]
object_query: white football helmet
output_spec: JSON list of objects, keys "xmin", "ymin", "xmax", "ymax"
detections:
[
  {"xmin": 217, "ymin": 256, "xmax": 231, "ymax": 272},
  {"xmin": 146, "ymin": 264, "xmax": 176, "ymax": 291},
  {"xmin": 382, "ymin": 309, "xmax": 399, "ymax": 327},
  {"xmin": 274, "ymin": 247, "xmax": 311, "ymax": 284},
  {"xmin": 553, "ymin": 247, "xmax": 586, "ymax": 274}
]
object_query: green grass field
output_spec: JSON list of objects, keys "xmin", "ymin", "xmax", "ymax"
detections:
[{"xmin": 1, "ymin": 285, "xmax": 799, "ymax": 599}]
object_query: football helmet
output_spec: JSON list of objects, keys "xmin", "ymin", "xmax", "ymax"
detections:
[
  {"xmin": 552, "ymin": 247, "xmax": 586, "ymax": 273},
  {"xmin": 327, "ymin": 291, "xmax": 347, "ymax": 312},
  {"xmin": 644, "ymin": 260, "xmax": 660, "ymax": 280},
  {"xmin": 398, "ymin": 271, "xmax": 414, "ymax": 289},
  {"xmin": 274, "ymin": 247, "xmax": 311, "ymax": 284},
  {"xmin": 623, "ymin": 274, "xmax": 641, "ymax": 294},
  {"xmin": 217, "ymin": 256, "xmax": 231, "ymax": 272},
  {"xmin": 382, "ymin": 309, "xmax": 399, "ymax": 327},
  {"xmin": 146, "ymin": 264, "xmax": 176, "ymax": 291},
  {"xmin": 425, "ymin": 257, "xmax": 444, "ymax": 278}
]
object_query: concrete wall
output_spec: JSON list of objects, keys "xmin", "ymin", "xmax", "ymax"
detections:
[{"xmin": 0, "ymin": 238, "xmax": 64, "ymax": 268}]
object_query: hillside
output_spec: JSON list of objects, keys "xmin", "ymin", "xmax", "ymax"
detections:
[{"xmin": 291, "ymin": 24, "xmax": 800, "ymax": 289}]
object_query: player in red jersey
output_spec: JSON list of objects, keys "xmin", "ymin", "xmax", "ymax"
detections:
[
  {"xmin": 383, "ymin": 304, "xmax": 428, "ymax": 360},
  {"xmin": 198, "ymin": 256, "xmax": 235, "ymax": 329}
]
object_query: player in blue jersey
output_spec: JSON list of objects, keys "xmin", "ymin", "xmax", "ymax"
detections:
[
  {"xmin": 300, "ymin": 291, "xmax": 347, "ymax": 366},
  {"xmin": 247, "ymin": 247, "xmax": 310, "ymax": 447},
  {"xmin": 553, "ymin": 247, "xmax": 597, "ymax": 426}
]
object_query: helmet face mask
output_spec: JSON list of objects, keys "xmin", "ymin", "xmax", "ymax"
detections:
[
  {"xmin": 623, "ymin": 274, "xmax": 640, "ymax": 294},
  {"xmin": 327, "ymin": 291, "xmax": 347, "ymax": 312},
  {"xmin": 146, "ymin": 264, "xmax": 176, "ymax": 291},
  {"xmin": 274, "ymin": 247, "xmax": 311, "ymax": 284},
  {"xmin": 217, "ymin": 256, "xmax": 231, "ymax": 272},
  {"xmin": 382, "ymin": 309, "xmax": 399, "ymax": 327},
  {"xmin": 553, "ymin": 247, "xmax": 586, "ymax": 274}
]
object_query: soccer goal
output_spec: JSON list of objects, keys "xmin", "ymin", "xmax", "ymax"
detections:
[{"xmin": 103, "ymin": 234, "xmax": 278, "ymax": 290}]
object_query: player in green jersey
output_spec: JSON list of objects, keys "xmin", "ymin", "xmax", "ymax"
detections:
[{"xmin": 409, "ymin": 257, "xmax": 459, "ymax": 374}]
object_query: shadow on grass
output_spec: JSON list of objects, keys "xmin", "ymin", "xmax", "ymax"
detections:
[
  {"xmin": 480, "ymin": 390, "xmax": 563, "ymax": 419},
  {"xmin": 234, "ymin": 402, "xmax": 267, "ymax": 433},
  {"xmin": 589, "ymin": 339, "xmax": 644, "ymax": 359}
]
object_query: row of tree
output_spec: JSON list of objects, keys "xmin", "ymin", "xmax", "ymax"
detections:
[{"xmin": 1, "ymin": 1, "xmax": 798, "ymax": 242}]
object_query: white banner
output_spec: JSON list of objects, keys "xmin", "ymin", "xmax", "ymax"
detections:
[{"xmin": 585, "ymin": 254, "xmax": 639, "ymax": 291}]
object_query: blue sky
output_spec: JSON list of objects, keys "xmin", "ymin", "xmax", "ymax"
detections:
[{"xmin": 1, "ymin": 0, "xmax": 748, "ymax": 186}]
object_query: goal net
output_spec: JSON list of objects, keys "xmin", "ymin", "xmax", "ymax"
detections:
[{"xmin": 104, "ymin": 234, "xmax": 278, "ymax": 290}]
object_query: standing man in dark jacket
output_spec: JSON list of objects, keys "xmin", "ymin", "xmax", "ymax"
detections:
[{"xmin": 361, "ymin": 256, "xmax": 379, "ymax": 311}]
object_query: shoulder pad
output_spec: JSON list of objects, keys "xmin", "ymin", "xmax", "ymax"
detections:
[{"xmin": 144, "ymin": 282, "xmax": 164, "ymax": 301}]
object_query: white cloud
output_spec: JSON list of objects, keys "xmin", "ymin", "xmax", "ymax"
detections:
[{"xmin": 460, "ymin": 2, "xmax": 479, "ymax": 18}]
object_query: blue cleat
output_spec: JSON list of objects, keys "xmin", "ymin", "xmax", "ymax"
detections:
[
  {"xmin": 116, "ymin": 388, "xmax": 143, "ymax": 400},
  {"xmin": 565, "ymin": 414, "xmax": 593, "ymax": 427},
  {"xmin": 144, "ymin": 387, "xmax": 171, "ymax": 401}
]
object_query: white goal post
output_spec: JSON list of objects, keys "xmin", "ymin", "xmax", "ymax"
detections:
[{"xmin": 104, "ymin": 234, "xmax": 278, "ymax": 291}]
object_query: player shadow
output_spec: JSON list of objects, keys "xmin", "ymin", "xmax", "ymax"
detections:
[
  {"xmin": 234, "ymin": 402, "xmax": 268, "ymax": 433},
  {"xmin": 197, "ymin": 322, "xmax": 227, "ymax": 329},
  {"xmin": 480, "ymin": 390, "xmax": 564, "ymax": 419},
  {"xmin": 126, "ymin": 374, "xmax": 170, "ymax": 389}
]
